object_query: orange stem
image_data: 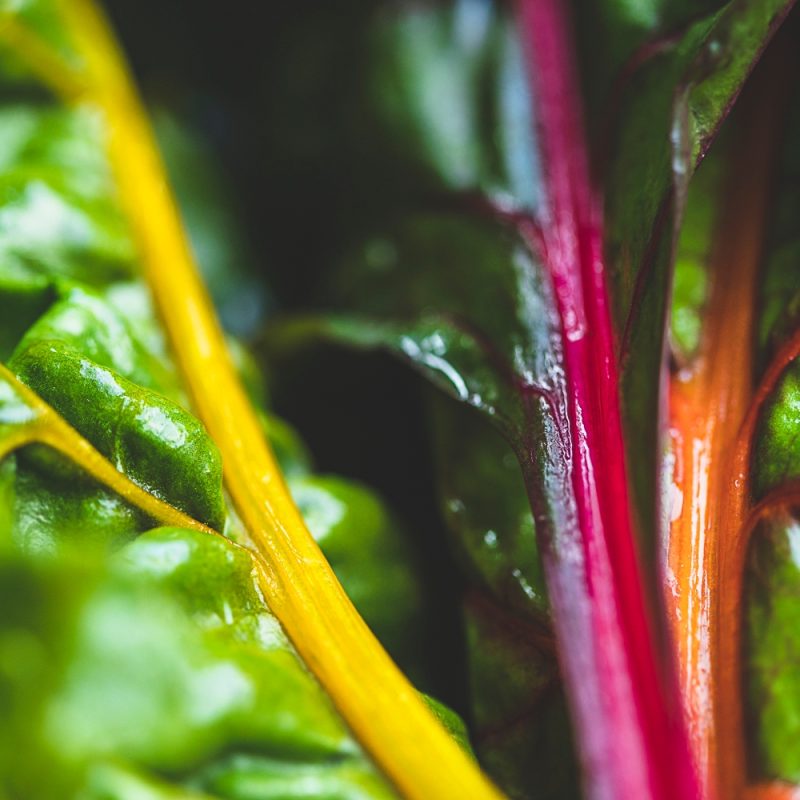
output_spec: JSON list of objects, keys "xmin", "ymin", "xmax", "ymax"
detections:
[
  {"xmin": 715, "ymin": 56, "xmax": 797, "ymax": 798},
  {"xmin": 745, "ymin": 783, "xmax": 800, "ymax": 800},
  {"xmin": 666, "ymin": 76, "xmax": 779, "ymax": 800}
]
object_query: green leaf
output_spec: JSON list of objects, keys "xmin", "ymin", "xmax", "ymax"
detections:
[
  {"xmin": 669, "ymin": 136, "xmax": 727, "ymax": 363},
  {"xmin": 0, "ymin": 527, "xmax": 397, "ymax": 799},
  {"xmin": 13, "ymin": 283, "xmax": 182, "ymax": 398},
  {"xmin": 463, "ymin": 593, "xmax": 577, "ymax": 800},
  {"xmin": 756, "ymin": 88, "xmax": 800, "ymax": 368},
  {"xmin": 745, "ymin": 516, "xmax": 800, "ymax": 782},
  {"xmin": 11, "ymin": 337, "xmax": 225, "ymax": 529},
  {"xmin": 294, "ymin": 210, "xmax": 557, "ymax": 433},
  {"xmin": 429, "ymin": 395, "xmax": 546, "ymax": 618},
  {"xmin": 0, "ymin": 104, "xmax": 134, "ymax": 287},
  {"xmin": 364, "ymin": 1, "xmax": 540, "ymax": 210},
  {"xmin": 753, "ymin": 362, "xmax": 800, "ymax": 501}
]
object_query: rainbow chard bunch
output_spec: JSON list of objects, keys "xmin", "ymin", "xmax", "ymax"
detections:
[{"xmin": 0, "ymin": 0, "xmax": 798, "ymax": 799}]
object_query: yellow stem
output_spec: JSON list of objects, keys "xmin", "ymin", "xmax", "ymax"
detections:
[
  {"xmin": 15, "ymin": 2, "xmax": 502, "ymax": 797},
  {"xmin": 0, "ymin": 11, "xmax": 85, "ymax": 99},
  {"xmin": 0, "ymin": 363, "xmax": 215, "ymax": 536}
]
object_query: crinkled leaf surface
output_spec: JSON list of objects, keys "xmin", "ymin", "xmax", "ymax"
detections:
[{"xmin": 0, "ymin": 527, "xmax": 396, "ymax": 800}]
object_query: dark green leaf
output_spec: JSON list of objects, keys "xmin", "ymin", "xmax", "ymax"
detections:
[{"xmin": 745, "ymin": 515, "xmax": 800, "ymax": 782}]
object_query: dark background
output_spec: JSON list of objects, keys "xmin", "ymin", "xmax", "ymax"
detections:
[{"xmin": 106, "ymin": 0, "xmax": 380, "ymax": 306}]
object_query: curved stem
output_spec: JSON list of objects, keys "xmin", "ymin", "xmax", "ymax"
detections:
[
  {"xmin": 0, "ymin": 11, "xmax": 85, "ymax": 98},
  {"xmin": 742, "ymin": 482, "xmax": 800, "ymax": 532},
  {"xmin": 0, "ymin": 363, "xmax": 215, "ymax": 535},
  {"xmin": 745, "ymin": 783, "xmax": 800, "ymax": 800}
]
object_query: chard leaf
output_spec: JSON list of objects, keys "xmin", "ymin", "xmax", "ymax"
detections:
[
  {"xmin": 430, "ymin": 396, "xmax": 565, "ymax": 796},
  {"xmin": 429, "ymin": 395, "xmax": 546, "ymax": 619},
  {"xmin": 304, "ymin": 210, "xmax": 556, "ymax": 432},
  {"xmin": 364, "ymin": 1, "xmax": 540, "ymax": 210},
  {"xmin": 291, "ymin": 474, "xmax": 424, "ymax": 666},
  {"xmin": 753, "ymin": 73, "xmax": 800, "ymax": 374},
  {"xmin": 0, "ymin": 527, "xmax": 396, "ymax": 799},
  {"xmin": 462, "ymin": 589, "xmax": 574, "ymax": 800},
  {"xmin": 12, "ymin": 337, "xmax": 225, "ymax": 529},
  {"xmin": 753, "ymin": 363, "xmax": 800, "ymax": 500},
  {"xmin": 667, "ymin": 142, "xmax": 725, "ymax": 363},
  {"xmin": 745, "ymin": 515, "xmax": 800, "ymax": 783},
  {"xmin": 0, "ymin": 103, "xmax": 134, "ymax": 286},
  {"xmin": 12, "ymin": 283, "xmax": 182, "ymax": 398}
]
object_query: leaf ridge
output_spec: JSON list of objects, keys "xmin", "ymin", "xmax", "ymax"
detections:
[{"xmin": 0, "ymin": 360, "xmax": 214, "ymax": 535}]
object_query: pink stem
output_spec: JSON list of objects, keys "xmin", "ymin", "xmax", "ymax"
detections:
[{"xmin": 516, "ymin": 2, "xmax": 699, "ymax": 798}]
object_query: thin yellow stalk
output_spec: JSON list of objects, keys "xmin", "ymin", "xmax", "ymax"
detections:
[
  {"xmin": 0, "ymin": 10, "xmax": 86, "ymax": 98},
  {"xmin": 0, "ymin": 363, "xmax": 215, "ymax": 535}
]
